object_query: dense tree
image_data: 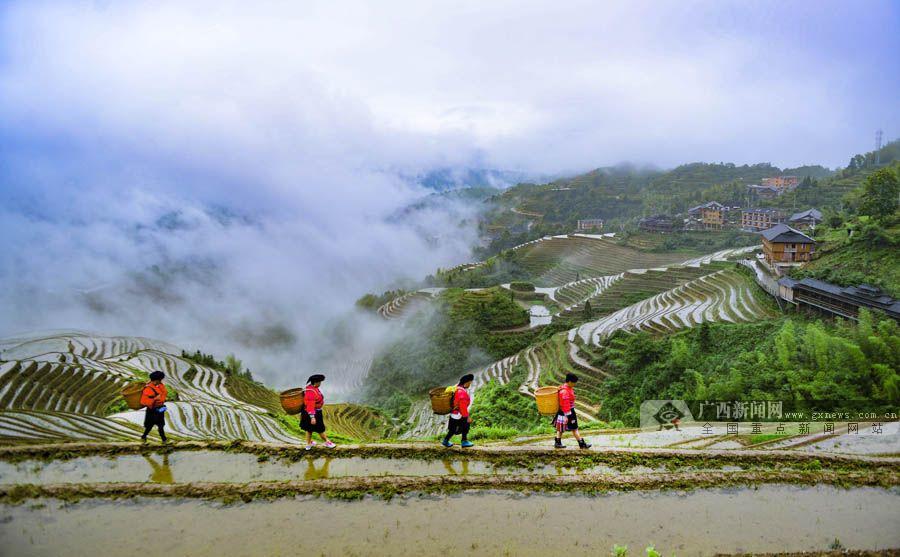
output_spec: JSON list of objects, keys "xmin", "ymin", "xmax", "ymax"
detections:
[
  {"xmin": 597, "ymin": 312, "xmax": 899, "ymax": 426},
  {"xmin": 859, "ymin": 167, "xmax": 899, "ymax": 221}
]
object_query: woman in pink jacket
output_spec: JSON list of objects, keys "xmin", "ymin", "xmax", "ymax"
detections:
[
  {"xmin": 555, "ymin": 373, "xmax": 591, "ymax": 449},
  {"xmin": 441, "ymin": 373, "xmax": 475, "ymax": 448},
  {"xmin": 300, "ymin": 374, "xmax": 336, "ymax": 450}
]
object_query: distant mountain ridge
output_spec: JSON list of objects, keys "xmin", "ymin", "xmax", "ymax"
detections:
[{"xmin": 404, "ymin": 167, "xmax": 551, "ymax": 191}]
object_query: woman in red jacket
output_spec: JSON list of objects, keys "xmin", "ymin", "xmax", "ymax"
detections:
[
  {"xmin": 555, "ymin": 373, "xmax": 591, "ymax": 449},
  {"xmin": 300, "ymin": 374, "xmax": 335, "ymax": 450},
  {"xmin": 441, "ymin": 373, "xmax": 475, "ymax": 448},
  {"xmin": 140, "ymin": 370, "xmax": 168, "ymax": 443}
]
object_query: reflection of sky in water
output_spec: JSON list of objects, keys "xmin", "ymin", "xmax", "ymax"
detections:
[
  {"xmin": 0, "ymin": 451, "xmax": 641, "ymax": 484},
  {"xmin": 530, "ymin": 305, "xmax": 552, "ymax": 327}
]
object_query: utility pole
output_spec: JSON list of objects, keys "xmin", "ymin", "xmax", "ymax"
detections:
[{"xmin": 875, "ymin": 129, "xmax": 883, "ymax": 165}]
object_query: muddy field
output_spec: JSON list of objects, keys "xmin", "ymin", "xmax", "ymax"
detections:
[
  {"xmin": 2, "ymin": 486, "xmax": 899, "ymax": 556},
  {"xmin": 1, "ymin": 442, "xmax": 898, "ymax": 555}
]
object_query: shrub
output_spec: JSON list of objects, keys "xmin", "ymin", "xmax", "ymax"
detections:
[{"xmin": 509, "ymin": 281, "xmax": 536, "ymax": 292}]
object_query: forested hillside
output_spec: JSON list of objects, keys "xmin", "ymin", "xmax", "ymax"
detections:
[
  {"xmin": 598, "ymin": 310, "xmax": 900, "ymax": 426},
  {"xmin": 790, "ymin": 165, "xmax": 900, "ymax": 297}
]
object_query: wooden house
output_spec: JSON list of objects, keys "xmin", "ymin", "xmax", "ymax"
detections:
[{"xmin": 761, "ymin": 224, "xmax": 816, "ymax": 266}]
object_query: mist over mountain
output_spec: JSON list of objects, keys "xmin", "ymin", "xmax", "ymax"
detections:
[
  {"xmin": 407, "ymin": 168, "xmax": 548, "ymax": 192},
  {"xmin": 1, "ymin": 0, "xmax": 897, "ymax": 391}
]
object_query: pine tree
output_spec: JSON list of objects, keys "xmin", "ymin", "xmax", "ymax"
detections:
[{"xmin": 582, "ymin": 300, "xmax": 593, "ymax": 320}]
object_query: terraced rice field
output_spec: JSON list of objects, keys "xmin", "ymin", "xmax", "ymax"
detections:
[
  {"xmin": 318, "ymin": 356, "xmax": 375, "ymax": 394},
  {"xmin": 113, "ymin": 402, "xmax": 299, "ymax": 443},
  {"xmin": 0, "ymin": 332, "xmax": 179, "ymax": 362},
  {"xmin": 453, "ymin": 267, "xmax": 774, "ymax": 425},
  {"xmin": 322, "ymin": 403, "xmax": 388, "ymax": 441},
  {"xmin": 0, "ymin": 409, "xmax": 142, "ymax": 443},
  {"xmin": 571, "ymin": 268, "xmax": 777, "ymax": 345},
  {"xmin": 679, "ymin": 245, "xmax": 759, "ymax": 266},
  {"xmin": 404, "ymin": 261, "xmax": 775, "ymax": 435},
  {"xmin": 127, "ymin": 351, "xmax": 266, "ymax": 412},
  {"xmin": 377, "ymin": 291, "xmax": 437, "ymax": 320},
  {"xmin": 559, "ymin": 262, "xmax": 729, "ymax": 318},
  {"xmin": 553, "ymin": 273, "xmax": 624, "ymax": 312},
  {"xmin": 402, "ymin": 399, "xmax": 447, "ymax": 439},
  {"xmin": 0, "ymin": 361, "xmax": 129, "ymax": 414},
  {"xmin": 471, "ymin": 354, "xmax": 521, "ymax": 389},
  {"xmin": 514, "ymin": 236, "xmax": 702, "ymax": 286},
  {"xmin": 0, "ymin": 332, "xmax": 304, "ymax": 444},
  {"xmin": 0, "ymin": 332, "xmax": 392, "ymax": 445},
  {"xmin": 531, "ymin": 336, "xmax": 604, "ymax": 417}
]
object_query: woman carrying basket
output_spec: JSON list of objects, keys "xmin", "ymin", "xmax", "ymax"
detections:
[
  {"xmin": 554, "ymin": 373, "xmax": 591, "ymax": 450},
  {"xmin": 140, "ymin": 371, "xmax": 168, "ymax": 443},
  {"xmin": 441, "ymin": 373, "xmax": 474, "ymax": 448},
  {"xmin": 301, "ymin": 374, "xmax": 336, "ymax": 451}
]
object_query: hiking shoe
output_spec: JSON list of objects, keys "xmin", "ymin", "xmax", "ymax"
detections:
[
  {"xmin": 305, "ymin": 442, "xmax": 317, "ymax": 451},
  {"xmin": 461, "ymin": 441, "xmax": 474, "ymax": 448},
  {"xmin": 441, "ymin": 440, "xmax": 454, "ymax": 448},
  {"xmin": 323, "ymin": 441, "xmax": 336, "ymax": 448},
  {"xmin": 578, "ymin": 440, "xmax": 592, "ymax": 450},
  {"xmin": 554, "ymin": 439, "xmax": 565, "ymax": 449}
]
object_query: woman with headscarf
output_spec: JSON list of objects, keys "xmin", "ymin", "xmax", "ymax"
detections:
[
  {"xmin": 441, "ymin": 373, "xmax": 475, "ymax": 448},
  {"xmin": 140, "ymin": 370, "xmax": 168, "ymax": 443},
  {"xmin": 300, "ymin": 374, "xmax": 335, "ymax": 450}
]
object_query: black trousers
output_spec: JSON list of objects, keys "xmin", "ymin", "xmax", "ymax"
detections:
[
  {"xmin": 444, "ymin": 417, "xmax": 470, "ymax": 441},
  {"xmin": 143, "ymin": 408, "xmax": 167, "ymax": 441}
]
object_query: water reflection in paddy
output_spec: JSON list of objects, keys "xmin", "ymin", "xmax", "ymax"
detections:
[{"xmin": 0, "ymin": 450, "xmax": 626, "ymax": 484}]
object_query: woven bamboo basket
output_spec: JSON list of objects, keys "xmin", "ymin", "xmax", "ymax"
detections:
[
  {"xmin": 280, "ymin": 388, "xmax": 306, "ymax": 415},
  {"xmin": 429, "ymin": 387, "xmax": 454, "ymax": 415},
  {"xmin": 535, "ymin": 386, "xmax": 560, "ymax": 416},
  {"xmin": 121, "ymin": 382, "xmax": 146, "ymax": 410}
]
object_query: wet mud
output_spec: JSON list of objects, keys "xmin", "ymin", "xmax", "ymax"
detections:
[{"xmin": 1, "ymin": 485, "xmax": 898, "ymax": 556}]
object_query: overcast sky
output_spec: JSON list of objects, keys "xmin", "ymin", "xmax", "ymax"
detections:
[
  {"xmin": 2, "ymin": 0, "xmax": 898, "ymax": 181},
  {"xmin": 0, "ymin": 1, "xmax": 897, "ymax": 387}
]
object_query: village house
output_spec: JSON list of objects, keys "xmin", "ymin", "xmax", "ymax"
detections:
[
  {"xmin": 638, "ymin": 214, "xmax": 678, "ymax": 233},
  {"xmin": 747, "ymin": 184, "xmax": 780, "ymax": 199},
  {"xmin": 688, "ymin": 201, "xmax": 728, "ymax": 230},
  {"xmin": 761, "ymin": 224, "xmax": 816, "ymax": 267},
  {"xmin": 761, "ymin": 175, "xmax": 800, "ymax": 192},
  {"xmin": 576, "ymin": 218, "xmax": 604, "ymax": 231},
  {"xmin": 741, "ymin": 208, "xmax": 783, "ymax": 232},
  {"xmin": 788, "ymin": 208, "xmax": 823, "ymax": 230},
  {"xmin": 778, "ymin": 278, "xmax": 900, "ymax": 322}
]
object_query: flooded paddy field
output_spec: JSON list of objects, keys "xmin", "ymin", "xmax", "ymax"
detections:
[
  {"xmin": 1, "ymin": 442, "xmax": 897, "ymax": 487},
  {"xmin": 2, "ymin": 485, "xmax": 898, "ymax": 556},
  {"xmin": 0, "ymin": 450, "xmax": 614, "ymax": 484}
]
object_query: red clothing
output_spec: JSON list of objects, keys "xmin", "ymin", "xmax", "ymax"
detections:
[
  {"xmin": 140, "ymin": 382, "xmax": 167, "ymax": 409},
  {"xmin": 452, "ymin": 386, "xmax": 471, "ymax": 418},
  {"xmin": 304, "ymin": 386, "xmax": 324, "ymax": 416},
  {"xmin": 558, "ymin": 384, "xmax": 575, "ymax": 414}
]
